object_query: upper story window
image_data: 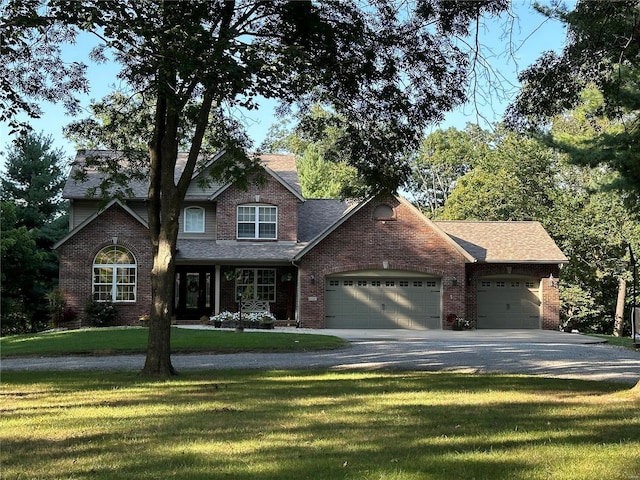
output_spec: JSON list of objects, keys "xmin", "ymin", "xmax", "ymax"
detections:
[
  {"xmin": 93, "ymin": 245, "xmax": 136, "ymax": 302},
  {"xmin": 237, "ymin": 205, "xmax": 277, "ymax": 239},
  {"xmin": 184, "ymin": 206, "xmax": 205, "ymax": 233}
]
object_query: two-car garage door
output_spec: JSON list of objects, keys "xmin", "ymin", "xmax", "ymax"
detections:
[{"xmin": 325, "ymin": 273, "xmax": 441, "ymax": 329}]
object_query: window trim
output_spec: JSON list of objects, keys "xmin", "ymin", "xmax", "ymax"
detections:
[
  {"xmin": 236, "ymin": 204, "xmax": 277, "ymax": 240},
  {"xmin": 183, "ymin": 206, "xmax": 205, "ymax": 233},
  {"xmin": 92, "ymin": 245, "xmax": 137, "ymax": 303}
]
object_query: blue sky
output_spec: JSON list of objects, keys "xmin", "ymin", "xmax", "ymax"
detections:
[{"xmin": 0, "ymin": 1, "xmax": 569, "ymax": 167}]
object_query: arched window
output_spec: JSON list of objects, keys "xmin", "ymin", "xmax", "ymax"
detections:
[
  {"xmin": 93, "ymin": 246, "xmax": 137, "ymax": 302},
  {"xmin": 373, "ymin": 204, "xmax": 395, "ymax": 220},
  {"xmin": 184, "ymin": 206, "xmax": 205, "ymax": 233}
]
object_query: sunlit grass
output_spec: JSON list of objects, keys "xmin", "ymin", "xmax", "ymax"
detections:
[
  {"xmin": 0, "ymin": 327, "xmax": 346, "ymax": 357},
  {"xmin": 2, "ymin": 370, "xmax": 639, "ymax": 479}
]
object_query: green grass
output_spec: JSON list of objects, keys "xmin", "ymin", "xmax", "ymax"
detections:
[
  {"xmin": 588, "ymin": 334, "xmax": 638, "ymax": 349},
  {"xmin": 0, "ymin": 327, "xmax": 347, "ymax": 357},
  {"xmin": 1, "ymin": 370, "xmax": 639, "ymax": 480}
]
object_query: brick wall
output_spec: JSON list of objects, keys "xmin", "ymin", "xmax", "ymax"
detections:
[
  {"xmin": 216, "ymin": 173, "xmax": 300, "ymax": 241},
  {"xmin": 57, "ymin": 203, "xmax": 153, "ymax": 327},
  {"xmin": 297, "ymin": 196, "xmax": 468, "ymax": 328}
]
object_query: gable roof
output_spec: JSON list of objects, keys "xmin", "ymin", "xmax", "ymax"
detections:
[
  {"xmin": 53, "ymin": 199, "xmax": 148, "ymax": 249},
  {"xmin": 294, "ymin": 194, "xmax": 475, "ymax": 262},
  {"xmin": 436, "ymin": 221, "xmax": 568, "ymax": 264},
  {"xmin": 63, "ymin": 150, "xmax": 301, "ymax": 201},
  {"xmin": 261, "ymin": 154, "xmax": 302, "ymax": 198}
]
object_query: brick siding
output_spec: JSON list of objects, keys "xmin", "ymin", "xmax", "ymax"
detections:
[
  {"xmin": 216, "ymin": 173, "xmax": 300, "ymax": 242},
  {"xmin": 57, "ymin": 203, "xmax": 152, "ymax": 326},
  {"xmin": 297, "ymin": 196, "xmax": 467, "ymax": 328}
]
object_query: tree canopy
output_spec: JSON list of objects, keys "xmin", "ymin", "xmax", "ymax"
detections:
[{"xmin": 506, "ymin": 0, "xmax": 640, "ymax": 195}]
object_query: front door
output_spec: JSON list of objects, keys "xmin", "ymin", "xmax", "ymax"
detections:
[{"xmin": 174, "ymin": 267, "xmax": 215, "ymax": 320}]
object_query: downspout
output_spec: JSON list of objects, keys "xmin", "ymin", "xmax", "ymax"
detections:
[{"xmin": 291, "ymin": 260, "xmax": 301, "ymax": 327}]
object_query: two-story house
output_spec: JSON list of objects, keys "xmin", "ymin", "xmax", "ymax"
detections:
[{"xmin": 55, "ymin": 150, "xmax": 568, "ymax": 330}]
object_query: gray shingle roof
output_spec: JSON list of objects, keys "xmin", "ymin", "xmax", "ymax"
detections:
[
  {"xmin": 176, "ymin": 239, "xmax": 304, "ymax": 262},
  {"xmin": 436, "ymin": 221, "xmax": 568, "ymax": 263},
  {"xmin": 297, "ymin": 199, "xmax": 351, "ymax": 242},
  {"xmin": 63, "ymin": 151, "xmax": 299, "ymax": 200},
  {"xmin": 260, "ymin": 154, "xmax": 301, "ymax": 197}
]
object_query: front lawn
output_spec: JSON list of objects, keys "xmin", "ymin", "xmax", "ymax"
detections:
[
  {"xmin": 588, "ymin": 334, "xmax": 638, "ymax": 349},
  {"xmin": 0, "ymin": 327, "xmax": 346, "ymax": 357},
  {"xmin": 1, "ymin": 370, "xmax": 639, "ymax": 480}
]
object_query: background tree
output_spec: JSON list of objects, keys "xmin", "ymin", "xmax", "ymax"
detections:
[
  {"xmin": 430, "ymin": 122, "xmax": 639, "ymax": 334},
  {"xmin": 405, "ymin": 125, "xmax": 488, "ymax": 217},
  {"xmin": 261, "ymin": 105, "xmax": 359, "ymax": 198},
  {"xmin": 1, "ymin": 131, "xmax": 67, "ymax": 229},
  {"xmin": 10, "ymin": 0, "xmax": 510, "ymax": 376},
  {"xmin": 0, "ymin": 131, "xmax": 69, "ymax": 334},
  {"xmin": 0, "ymin": 201, "xmax": 47, "ymax": 334},
  {"xmin": 506, "ymin": 0, "xmax": 640, "ymax": 196},
  {"xmin": 546, "ymin": 87, "xmax": 640, "ymax": 336},
  {"xmin": 439, "ymin": 126, "xmax": 559, "ymax": 221}
]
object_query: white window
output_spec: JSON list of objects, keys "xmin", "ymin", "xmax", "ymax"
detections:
[
  {"xmin": 93, "ymin": 246, "xmax": 136, "ymax": 302},
  {"xmin": 236, "ymin": 268, "xmax": 276, "ymax": 302},
  {"xmin": 184, "ymin": 206, "xmax": 205, "ymax": 233},
  {"xmin": 237, "ymin": 205, "xmax": 277, "ymax": 239}
]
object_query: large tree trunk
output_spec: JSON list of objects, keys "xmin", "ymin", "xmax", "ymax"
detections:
[
  {"xmin": 613, "ymin": 276, "xmax": 626, "ymax": 337},
  {"xmin": 142, "ymin": 225, "xmax": 179, "ymax": 376}
]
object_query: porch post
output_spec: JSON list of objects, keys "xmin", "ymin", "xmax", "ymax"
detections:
[{"xmin": 214, "ymin": 264, "xmax": 221, "ymax": 314}]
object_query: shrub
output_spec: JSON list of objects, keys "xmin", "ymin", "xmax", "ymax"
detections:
[{"xmin": 85, "ymin": 300, "xmax": 118, "ymax": 327}]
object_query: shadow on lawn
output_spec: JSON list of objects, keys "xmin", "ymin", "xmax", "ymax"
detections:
[{"xmin": 2, "ymin": 371, "xmax": 639, "ymax": 480}]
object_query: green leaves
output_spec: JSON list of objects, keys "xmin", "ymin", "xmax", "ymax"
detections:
[{"xmin": 506, "ymin": 0, "xmax": 640, "ymax": 195}]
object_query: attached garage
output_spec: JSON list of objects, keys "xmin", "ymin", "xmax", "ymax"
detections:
[
  {"xmin": 477, "ymin": 277, "xmax": 541, "ymax": 328},
  {"xmin": 325, "ymin": 271, "xmax": 441, "ymax": 329}
]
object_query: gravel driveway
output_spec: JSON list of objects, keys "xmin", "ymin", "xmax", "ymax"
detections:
[{"xmin": 3, "ymin": 328, "xmax": 640, "ymax": 384}]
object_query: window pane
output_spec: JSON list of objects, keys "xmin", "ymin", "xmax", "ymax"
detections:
[
  {"xmin": 238, "ymin": 223, "xmax": 255, "ymax": 238},
  {"xmin": 259, "ymin": 206, "xmax": 276, "ymax": 222},
  {"xmin": 94, "ymin": 267, "xmax": 113, "ymax": 284},
  {"xmin": 257, "ymin": 269, "xmax": 275, "ymax": 283},
  {"xmin": 93, "ymin": 284, "xmax": 112, "ymax": 301},
  {"xmin": 256, "ymin": 285, "xmax": 275, "ymax": 301},
  {"xmin": 95, "ymin": 246, "xmax": 135, "ymax": 265},
  {"xmin": 116, "ymin": 285, "xmax": 135, "ymax": 301},
  {"xmin": 258, "ymin": 223, "xmax": 276, "ymax": 238},
  {"xmin": 237, "ymin": 206, "xmax": 255, "ymax": 222}
]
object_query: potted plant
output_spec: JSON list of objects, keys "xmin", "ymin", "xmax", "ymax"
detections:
[
  {"xmin": 139, "ymin": 312, "xmax": 150, "ymax": 327},
  {"xmin": 447, "ymin": 313, "xmax": 469, "ymax": 330},
  {"xmin": 259, "ymin": 312, "xmax": 276, "ymax": 330}
]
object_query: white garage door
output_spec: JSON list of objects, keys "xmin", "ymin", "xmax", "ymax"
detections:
[
  {"xmin": 325, "ymin": 274, "xmax": 441, "ymax": 329},
  {"xmin": 477, "ymin": 278, "xmax": 541, "ymax": 329}
]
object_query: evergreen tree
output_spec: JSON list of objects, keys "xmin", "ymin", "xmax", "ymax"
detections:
[
  {"xmin": 1, "ymin": 131, "xmax": 67, "ymax": 230},
  {"xmin": 0, "ymin": 132, "xmax": 68, "ymax": 333}
]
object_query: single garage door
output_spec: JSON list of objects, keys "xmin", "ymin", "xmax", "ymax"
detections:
[
  {"xmin": 477, "ymin": 277, "xmax": 541, "ymax": 328},
  {"xmin": 325, "ymin": 274, "xmax": 441, "ymax": 329}
]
